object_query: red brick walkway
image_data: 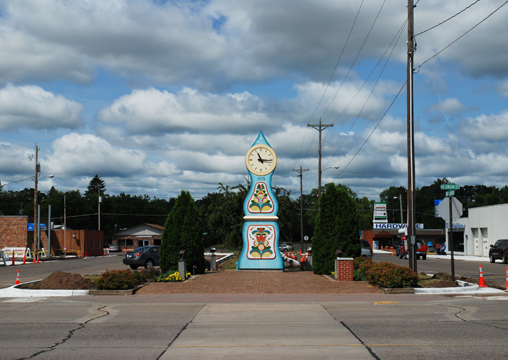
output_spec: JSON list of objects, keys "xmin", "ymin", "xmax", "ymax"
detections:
[{"xmin": 136, "ymin": 270, "xmax": 382, "ymax": 295}]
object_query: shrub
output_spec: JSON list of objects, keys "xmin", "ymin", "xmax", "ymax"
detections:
[
  {"xmin": 95, "ymin": 270, "xmax": 146, "ymax": 290},
  {"xmin": 353, "ymin": 269, "xmax": 366, "ymax": 281},
  {"xmin": 353, "ymin": 256, "xmax": 370, "ymax": 269},
  {"xmin": 356, "ymin": 258, "xmax": 418, "ymax": 288},
  {"xmin": 140, "ymin": 268, "xmax": 161, "ymax": 281}
]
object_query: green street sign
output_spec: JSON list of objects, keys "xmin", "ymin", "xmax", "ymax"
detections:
[
  {"xmin": 440, "ymin": 184, "xmax": 460, "ymax": 190},
  {"xmin": 446, "ymin": 190, "xmax": 455, "ymax": 197}
]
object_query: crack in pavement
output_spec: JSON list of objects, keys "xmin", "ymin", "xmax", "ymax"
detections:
[
  {"xmin": 155, "ymin": 303, "xmax": 204, "ymax": 360},
  {"xmin": 320, "ymin": 303, "xmax": 380, "ymax": 359},
  {"xmin": 16, "ymin": 305, "xmax": 110, "ymax": 360},
  {"xmin": 450, "ymin": 305, "xmax": 508, "ymax": 331}
]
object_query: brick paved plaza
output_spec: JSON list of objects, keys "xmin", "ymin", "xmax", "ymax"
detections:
[{"xmin": 137, "ymin": 270, "xmax": 381, "ymax": 295}]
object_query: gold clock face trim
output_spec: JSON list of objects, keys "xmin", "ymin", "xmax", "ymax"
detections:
[{"xmin": 245, "ymin": 144, "xmax": 277, "ymax": 176}]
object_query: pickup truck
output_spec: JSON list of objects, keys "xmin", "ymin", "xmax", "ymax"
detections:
[{"xmin": 399, "ymin": 240, "xmax": 427, "ymax": 260}]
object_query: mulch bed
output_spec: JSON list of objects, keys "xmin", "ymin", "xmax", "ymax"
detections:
[{"xmin": 18, "ymin": 271, "xmax": 95, "ymax": 290}]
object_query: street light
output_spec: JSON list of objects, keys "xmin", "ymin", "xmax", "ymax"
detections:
[
  {"xmin": 393, "ymin": 195, "xmax": 404, "ymax": 227},
  {"xmin": 318, "ymin": 166, "xmax": 340, "ymax": 205}
]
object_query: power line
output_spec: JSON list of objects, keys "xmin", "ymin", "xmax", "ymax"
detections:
[
  {"xmin": 415, "ymin": 0, "xmax": 508, "ymax": 72},
  {"xmin": 293, "ymin": 1, "xmax": 365, "ymax": 172},
  {"xmin": 415, "ymin": 0, "xmax": 481, "ymax": 37},
  {"xmin": 307, "ymin": 0, "xmax": 366, "ymax": 126},
  {"xmin": 321, "ymin": 19, "xmax": 407, "ymax": 174},
  {"xmin": 318, "ymin": 0, "xmax": 387, "ymax": 122},
  {"xmin": 333, "ymin": 82, "xmax": 407, "ymax": 180}
]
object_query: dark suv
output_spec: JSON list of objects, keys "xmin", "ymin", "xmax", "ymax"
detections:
[{"xmin": 489, "ymin": 239, "xmax": 508, "ymax": 263}]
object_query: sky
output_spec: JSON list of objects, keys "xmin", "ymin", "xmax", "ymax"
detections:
[{"xmin": 1, "ymin": 0, "xmax": 508, "ymax": 202}]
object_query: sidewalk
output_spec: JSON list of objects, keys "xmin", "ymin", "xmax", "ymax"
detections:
[{"xmin": 374, "ymin": 249, "xmax": 491, "ymax": 262}]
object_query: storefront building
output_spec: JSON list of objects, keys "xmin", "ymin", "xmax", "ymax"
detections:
[{"xmin": 111, "ymin": 223, "xmax": 164, "ymax": 251}]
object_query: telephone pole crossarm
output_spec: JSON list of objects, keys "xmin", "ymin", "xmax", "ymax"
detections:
[{"xmin": 307, "ymin": 119, "xmax": 333, "ymax": 208}]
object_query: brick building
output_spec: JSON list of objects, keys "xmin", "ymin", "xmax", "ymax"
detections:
[{"xmin": 0, "ymin": 215, "xmax": 103, "ymax": 256}]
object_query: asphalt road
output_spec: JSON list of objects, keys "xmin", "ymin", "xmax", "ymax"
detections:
[
  {"xmin": 0, "ymin": 253, "xmax": 127, "ymax": 288},
  {"xmin": 374, "ymin": 252, "xmax": 508, "ymax": 288},
  {"xmin": 1, "ymin": 296, "xmax": 507, "ymax": 359}
]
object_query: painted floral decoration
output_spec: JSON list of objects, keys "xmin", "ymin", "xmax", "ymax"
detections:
[
  {"xmin": 249, "ymin": 227, "xmax": 273, "ymax": 258},
  {"xmin": 249, "ymin": 183, "xmax": 273, "ymax": 212}
]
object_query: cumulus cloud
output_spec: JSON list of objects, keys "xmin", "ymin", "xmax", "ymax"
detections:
[
  {"xmin": 497, "ymin": 80, "xmax": 508, "ymax": 98},
  {"xmin": 0, "ymin": 84, "xmax": 84, "ymax": 131},
  {"xmin": 47, "ymin": 133, "xmax": 146, "ymax": 177},
  {"xmin": 428, "ymin": 98, "xmax": 466, "ymax": 114},
  {"xmin": 460, "ymin": 111, "xmax": 508, "ymax": 142},
  {"xmin": 0, "ymin": 142, "xmax": 34, "ymax": 177},
  {"xmin": 97, "ymin": 87, "xmax": 282, "ymax": 135}
]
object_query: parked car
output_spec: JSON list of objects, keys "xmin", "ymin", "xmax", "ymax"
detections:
[
  {"xmin": 108, "ymin": 244, "xmax": 120, "ymax": 252},
  {"xmin": 279, "ymin": 244, "xmax": 291, "ymax": 252},
  {"xmin": 123, "ymin": 245, "xmax": 160, "ymax": 269},
  {"xmin": 360, "ymin": 240, "xmax": 373, "ymax": 258},
  {"xmin": 489, "ymin": 239, "xmax": 508, "ymax": 263},
  {"xmin": 282, "ymin": 242, "xmax": 294, "ymax": 251}
]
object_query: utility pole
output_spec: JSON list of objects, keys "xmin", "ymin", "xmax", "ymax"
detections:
[
  {"xmin": 307, "ymin": 119, "xmax": 333, "ymax": 209},
  {"xmin": 97, "ymin": 184, "xmax": 101, "ymax": 231},
  {"xmin": 407, "ymin": 0, "xmax": 416, "ymax": 272},
  {"xmin": 293, "ymin": 166, "xmax": 309, "ymax": 253},
  {"xmin": 30, "ymin": 144, "xmax": 40, "ymax": 259}
]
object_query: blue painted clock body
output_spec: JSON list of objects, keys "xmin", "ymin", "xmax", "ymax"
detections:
[{"xmin": 237, "ymin": 132, "xmax": 283, "ymax": 270}]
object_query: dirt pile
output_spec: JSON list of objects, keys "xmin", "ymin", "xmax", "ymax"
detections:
[{"xmin": 20, "ymin": 271, "xmax": 95, "ymax": 290}]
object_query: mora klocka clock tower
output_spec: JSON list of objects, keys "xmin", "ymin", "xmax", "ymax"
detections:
[{"xmin": 237, "ymin": 132, "xmax": 283, "ymax": 270}]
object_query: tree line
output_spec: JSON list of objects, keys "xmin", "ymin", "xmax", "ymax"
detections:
[{"xmin": 1, "ymin": 175, "xmax": 507, "ymax": 247}]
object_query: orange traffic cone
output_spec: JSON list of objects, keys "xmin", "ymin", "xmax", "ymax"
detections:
[
  {"xmin": 36, "ymin": 255, "xmax": 40, "ymax": 263},
  {"xmin": 84, "ymin": 251, "xmax": 87, "ymax": 258},
  {"xmin": 23, "ymin": 250, "xmax": 26, "ymax": 265},
  {"xmin": 478, "ymin": 265, "xmax": 487, "ymax": 288},
  {"xmin": 392, "ymin": 250, "xmax": 396, "ymax": 256},
  {"xmin": 504, "ymin": 267, "xmax": 507, "ymax": 292},
  {"xmin": 12, "ymin": 251, "xmax": 15, "ymax": 266},
  {"xmin": 15, "ymin": 270, "xmax": 21, "ymax": 285},
  {"xmin": 33, "ymin": 255, "xmax": 36, "ymax": 263},
  {"xmin": 104, "ymin": 249, "xmax": 106, "ymax": 256}
]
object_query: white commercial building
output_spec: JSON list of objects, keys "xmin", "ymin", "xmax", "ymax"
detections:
[{"xmin": 453, "ymin": 203, "xmax": 508, "ymax": 256}]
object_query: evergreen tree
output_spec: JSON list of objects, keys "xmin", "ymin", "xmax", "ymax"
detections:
[
  {"xmin": 85, "ymin": 175, "xmax": 106, "ymax": 199},
  {"xmin": 160, "ymin": 191, "xmax": 205, "ymax": 273},
  {"xmin": 312, "ymin": 183, "xmax": 361, "ymax": 275}
]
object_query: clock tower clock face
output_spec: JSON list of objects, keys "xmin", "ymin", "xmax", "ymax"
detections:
[{"xmin": 245, "ymin": 144, "xmax": 277, "ymax": 176}]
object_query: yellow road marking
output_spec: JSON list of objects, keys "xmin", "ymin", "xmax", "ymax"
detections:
[
  {"xmin": 371, "ymin": 301, "xmax": 399, "ymax": 304},
  {"xmin": 176, "ymin": 343, "xmax": 447, "ymax": 348}
]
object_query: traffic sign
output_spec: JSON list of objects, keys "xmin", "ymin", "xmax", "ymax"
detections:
[
  {"xmin": 437, "ymin": 197, "xmax": 463, "ymax": 221},
  {"xmin": 401, "ymin": 235, "xmax": 406, "ymax": 241},
  {"xmin": 446, "ymin": 190, "xmax": 455, "ymax": 197},
  {"xmin": 304, "ymin": 236, "xmax": 309, "ymax": 241},
  {"xmin": 440, "ymin": 184, "xmax": 460, "ymax": 190}
]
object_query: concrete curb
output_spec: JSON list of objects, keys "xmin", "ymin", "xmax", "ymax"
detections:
[
  {"xmin": 89, "ymin": 284, "xmax": 145, "ymax": 296},
  {"xmin": 0, "ymin": 281, "xmax": 89, "ymax": 298},
  {"xmin": 414, "ymin": 285, "xmax": 505, "ymax": 295}
]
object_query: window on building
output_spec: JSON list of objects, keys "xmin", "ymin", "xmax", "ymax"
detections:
[{"xmin": 118, "ymin": 239, "xmax": 134, "ymax": 246}]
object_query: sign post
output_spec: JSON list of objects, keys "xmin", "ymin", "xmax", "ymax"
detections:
[{"xmin": 440, "ymin": 183, "xmax": 461, "ymax": 281}]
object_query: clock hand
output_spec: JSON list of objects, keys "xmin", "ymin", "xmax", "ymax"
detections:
[
  {"xmin": 257, "ymin": 152, "xmax": 264, "ymax": 163},
  {"xmin": 260, "ymin": 158, "xmax": 272, "ymax": 162}
]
